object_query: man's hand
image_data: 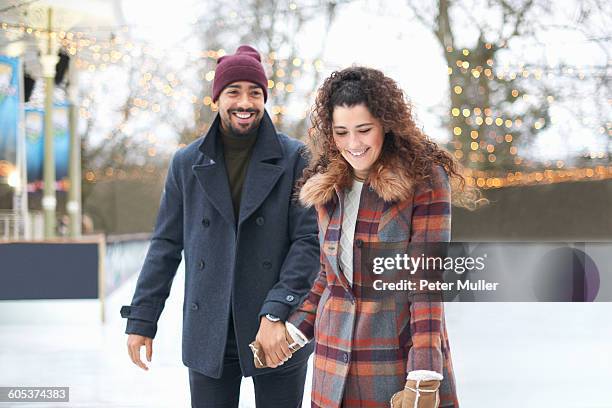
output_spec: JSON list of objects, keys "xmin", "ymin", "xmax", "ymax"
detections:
[
  {"xmin": 127, "ymin": 334, "xmax": 153, "ymax": 371},
  {"xmin": 254, "ymin": 317, "xmax": 292, "ymax": 368}
]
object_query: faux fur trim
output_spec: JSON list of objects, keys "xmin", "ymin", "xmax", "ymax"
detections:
[
  {"xmin": 368, "ymin": 162, "xmax": 414, "ymax": 203},
  {"xmin": 406, "ymin": 370, "xmax": 444, "ymax": 381},
  {"xmin": 298, "ymin": 166, "xmax": 347, "ymax": 208},
  {"xmin": 298, "ymin": 157, "xmax": 414, "ymax": 207}
]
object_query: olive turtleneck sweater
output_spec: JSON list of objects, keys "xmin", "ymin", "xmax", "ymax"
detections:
[{"xmin": 219, "ymin": 126, "xmax": 258, "ymax": 221}]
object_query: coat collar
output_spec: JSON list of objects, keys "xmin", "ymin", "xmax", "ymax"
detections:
[
  {"xmin": 192, "ymin": 111, "xmax": 284, "ymax": 228},
  {"xmin": 237, "ymin": 111, "xmax": 284, "ymax": 225},
  {"xmin": 192, "ymin": 115, "xmax": 234, "ymax": 228},
  {"xmin": 299, "ymin": 155, "xmax": 414, "ymax": 207}
]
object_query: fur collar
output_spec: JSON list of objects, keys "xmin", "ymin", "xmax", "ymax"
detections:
[{"xmin": 299, "ymin": 156, "xmax": 414, "ymax": 207}]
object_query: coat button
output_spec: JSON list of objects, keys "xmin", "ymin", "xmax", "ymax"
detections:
[
  {"xmin": 202, "ymin": 218, "xmax": 210, "ymax": 227},
  {"xmin": 343, "ymin": 353, "xmax": 349, "ymax": 363},
  {"xmin": 256, "ymin": 216, "xmax": 265, "ymax": 226},
  {"xmin": 355, "ymin": 239, "xmax": 363, "ymax": 248},
  {"xmin": 262, "ymin": 261, "xmax": 272, "ymax": 269},
  {"xmin": 286, "ymin": 295, "xmax": 295, "ymax": 302},
  {"xmin": 199, "ymin": 259, "xmax": 205, "ymax": 269},
  {"xmin": 190, "ymin": 302, "xmax": 199, "ymax": 311}
]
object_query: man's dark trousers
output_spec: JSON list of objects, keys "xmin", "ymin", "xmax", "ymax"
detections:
[{"xmin": 189, "ymin": 314, "xmax": 308, "ymax": 408}]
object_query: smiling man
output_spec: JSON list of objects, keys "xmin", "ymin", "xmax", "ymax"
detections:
[{"xmin": 120, "ymin": 45, "xmax": 319, "ymax": 408}]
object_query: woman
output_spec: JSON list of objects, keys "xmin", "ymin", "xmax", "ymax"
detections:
[{"xmin": 252, "ymin": 66, "xmax": 478, "ymax": 407}]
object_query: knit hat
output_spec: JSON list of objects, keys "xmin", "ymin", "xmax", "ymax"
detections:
[{"xmin": 212, "ymin": 45, "xmax": 268, "ymax": 102}]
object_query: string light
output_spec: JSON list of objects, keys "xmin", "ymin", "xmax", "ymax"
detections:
[
  {"xmin": 446, "ymin": 38, "xmax": 610, "ymax": 182},
  {"xmin": 6, "ymin": 19, "xmax": 607, "ymax": 188},
  {"xmin": 0, "ymin": 21, "xmax": 328, "ymax": 79},
  {"xmin": 463, "ymin": 166, "xmax": 612, "ymax": 189}
]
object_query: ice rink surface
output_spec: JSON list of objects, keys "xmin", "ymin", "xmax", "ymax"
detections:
[{"xmin": 1, "ymin": 262, "xmax": 611, "ymax": 407}]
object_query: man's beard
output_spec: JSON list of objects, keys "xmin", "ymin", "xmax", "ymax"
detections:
[{"xmin": 225, "ymin": 109, "xmax": 262, "ymax": 137}]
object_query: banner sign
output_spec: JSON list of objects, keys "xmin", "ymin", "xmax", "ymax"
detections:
[
  {"xmin": 0, "ymin": 55, "xmax": 20, "ymax": 179},
  {"xmin": 25, "ymin": 104, "xmax": 70, "ymax": 191}
]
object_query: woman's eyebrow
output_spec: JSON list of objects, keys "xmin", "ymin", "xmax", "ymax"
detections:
[{"xmin": 333, "ymin": 123, "xmax": 373, "ymax": 130}]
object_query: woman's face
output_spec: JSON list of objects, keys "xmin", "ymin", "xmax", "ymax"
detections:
[{"xmin": 332, "ymin": 103, "xmax": 385, "ymax": 180}]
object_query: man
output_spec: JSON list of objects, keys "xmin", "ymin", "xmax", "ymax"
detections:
[{"xmin": 120, "ymin": 45, "xmax": 319, "ymax": 407}]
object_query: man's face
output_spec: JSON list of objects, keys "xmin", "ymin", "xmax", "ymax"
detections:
[{"xmin": 217, "ymin": 81, "xmax": 265, "ymax": 136}]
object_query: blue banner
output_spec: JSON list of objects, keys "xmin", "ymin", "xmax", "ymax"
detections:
[
  {"xmin": 0, "ymin": 55, "xmax": 20, "ymax": 179},
  {"xmin": 25, "ymin": 104, "xmax": 70, "ymax": 190},
  {"xmin": 52, "ymin": 104, "xmax": 70, "ymax": 182},
  {"xmin": 25, "ymin": 108, "xmax": 43, "ymax": 184}
]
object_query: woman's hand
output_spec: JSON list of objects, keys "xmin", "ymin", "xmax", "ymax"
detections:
[{"xmin": 390, "ymin": 379, "xmax": 440, "ymax": 408}]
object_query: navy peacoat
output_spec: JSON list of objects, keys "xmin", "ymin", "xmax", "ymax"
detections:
[{"xmin": 120, "ymin": 112, "xmax": 319, "ymax": 378}]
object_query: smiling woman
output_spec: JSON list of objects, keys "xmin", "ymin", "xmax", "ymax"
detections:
[
  {"xmin": 332, "ymin": 104, "xmax": 385, "ymax": 180},
  {"xmin": 298, "ymin": 66, "xmax": 482, "ymax": 210},
  {"xmin": 282, "ymin": 66, "xmax": 475, "ymax": 408}
]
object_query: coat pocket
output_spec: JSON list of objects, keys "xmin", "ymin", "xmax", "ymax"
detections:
[{"xmin": 353, "ymin": 296, "xmax": 400, "ymax": 350}]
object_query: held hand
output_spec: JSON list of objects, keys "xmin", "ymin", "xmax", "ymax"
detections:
[
  {"xmin": 127, "ymin": 334, "xmax": 153, "ymax": 371},
  {"xmin": 253, "ymin": 318, "xmax": 292, "ymax": 368},
  {"xmin": 390, "ymin": 379, "xmax": 440, "ymax": 408}
]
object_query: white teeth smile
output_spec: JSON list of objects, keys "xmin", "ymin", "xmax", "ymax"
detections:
[
  {"xmin": 234, "ymin": 112, "xmax": 253, "ymax": 119},
  {"xmin": 347, "ymin": 148, "xmax": 369, "ymax": 157}
]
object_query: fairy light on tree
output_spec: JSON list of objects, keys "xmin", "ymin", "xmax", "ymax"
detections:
[
  {"xmin": 442, "ymin": 38, "xmax": 555, "ymax": 172},
  {"xmin": 406, "ymin": 0, "xmax": 611, "ymax": 174}
]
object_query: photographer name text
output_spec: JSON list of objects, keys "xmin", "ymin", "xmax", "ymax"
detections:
[{"xmin": 373, "ymin": 279, "xmax": 499, "ymax": 291}]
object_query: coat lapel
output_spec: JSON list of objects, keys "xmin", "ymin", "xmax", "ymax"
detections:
[
  {"xmin": 323, "ymin": 187, "xmax": 354, "ymax": 294},
  {"xmin": 238, "ymin": 112, "xmax": 284, "ymax": 226},
  {"xmin": 192, "ymin": 116, "xmax": 236, "ymax": 229}
]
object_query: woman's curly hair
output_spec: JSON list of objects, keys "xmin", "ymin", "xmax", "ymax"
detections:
[{"xmin": 298, "ymin": 66, "xmax": 484, "ymax": 210}]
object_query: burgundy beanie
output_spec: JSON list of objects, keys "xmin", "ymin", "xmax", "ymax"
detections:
[{"xmin": 212, "ymin": 45, "xmax": 268, "ymax": 102}]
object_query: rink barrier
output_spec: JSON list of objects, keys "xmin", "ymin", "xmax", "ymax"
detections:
[{"xmin": 0, "ymin": 233, "xmax": 150, "ymax": 322}]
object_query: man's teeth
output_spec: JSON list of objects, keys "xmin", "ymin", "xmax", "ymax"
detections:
[{"xmin": 234, "ymin": 112, "xmax": 252, "ymax": 119}]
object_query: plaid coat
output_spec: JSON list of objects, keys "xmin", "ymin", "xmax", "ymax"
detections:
[{"xmin": 288, "ymin": 159, "xmax": 459, "ymax": 408}]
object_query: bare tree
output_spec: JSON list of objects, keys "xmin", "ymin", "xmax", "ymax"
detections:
[
  {"xmin": 79, "ymin": 40, "xmax": 186, "ymax": 202},
  {"xmin": 176, "ymin": 0, "xmax": 341, "ymax": 143},
  {"xmin": 406, "ymin": 0, "xmax": 611, "ymax": 172}
]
